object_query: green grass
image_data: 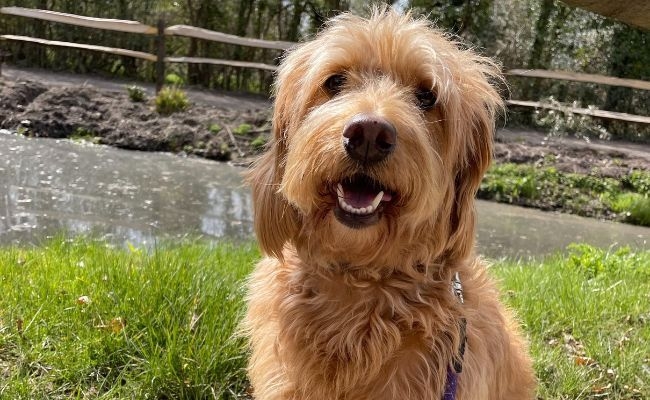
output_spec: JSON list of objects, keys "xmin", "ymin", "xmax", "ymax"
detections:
[
  {"xmin": 608, "ymin": 193, "xmax": 650, "ymax": 227},
  {"xmin": 1, "ymin": 240, "xmax": 648, "ymax": 399},
  {"xmin": 479, "ymin": 163, "xmax": 650, "ymax": 226},
  {"xmin": 494, "ymin": 244, "xmax": 650, "ymax": 399},
  {"xmin": 0, "ymin": 239, "xmax": 257, "ymax": 399}
]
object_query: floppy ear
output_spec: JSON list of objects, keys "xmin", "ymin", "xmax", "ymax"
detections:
[
  {"xmin": 445, "ymin": 62, "xmax": 503, "ymax": 261},
  {"xmin": 246, "ymin": 50, "xmax": 306, "ymax": 259},
  {"xmin": 246, "ymin": 140, "xmax": 299, "ymax": 259}
]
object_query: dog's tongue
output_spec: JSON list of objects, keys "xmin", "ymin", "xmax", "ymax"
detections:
[{"xmin": 342, "ymin": 184, "xmax": 392, "ymax": 208}]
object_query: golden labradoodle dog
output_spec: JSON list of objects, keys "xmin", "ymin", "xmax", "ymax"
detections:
[{"xmin": 244, "ymin": 9, "xmax": 536, "ymax": 400}]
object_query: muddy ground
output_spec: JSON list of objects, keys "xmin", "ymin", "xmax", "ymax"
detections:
[{"xmin": 1, "ymin": 66, "xmax": 649, "ymax": 198}]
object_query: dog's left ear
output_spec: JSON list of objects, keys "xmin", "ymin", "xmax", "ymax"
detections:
[{"xmin": 445, "ymin": 60, "xmax": 503, "ymax": 261}]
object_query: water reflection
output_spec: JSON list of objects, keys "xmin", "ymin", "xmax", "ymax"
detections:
[
  {"xmin": 0, "ymin": 132, "xmax": 253, "ymax": 247},
  {"xmin": 1, "ymin": 133, "xmax": 647, "ymax": 259}
]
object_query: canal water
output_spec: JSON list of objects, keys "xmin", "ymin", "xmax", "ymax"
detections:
[{"xmin": 1, "ymin": 132, "xmax": 647, "ymax": 259}]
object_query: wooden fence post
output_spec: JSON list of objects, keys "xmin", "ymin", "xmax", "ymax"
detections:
[{"xmin": 155, "ymin": 18, "xmax": 165, "ymax": 93}]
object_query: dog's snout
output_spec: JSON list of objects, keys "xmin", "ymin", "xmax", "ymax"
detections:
[{"xmin": 342, "ymin": 114, "xmax": 397, "ymax": 163}]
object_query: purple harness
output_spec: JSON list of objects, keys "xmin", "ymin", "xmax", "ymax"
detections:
[
  {"xmin": 443, "ymin": 367, "xmax": 459, "ymax": 400},
  {"xmin": 443, "ymin": 272, "xmax": 467, "ymax": 400}
]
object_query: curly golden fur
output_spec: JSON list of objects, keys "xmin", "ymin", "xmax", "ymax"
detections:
[{"xmin": 244, "ymin": 8, "xmax": 535, "ymax": 400}]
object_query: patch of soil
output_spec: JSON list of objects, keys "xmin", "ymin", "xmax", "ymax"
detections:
[
  {"xmin": 494, "ymin": 128, "xmax": 649, "ymax": 179},
  {"xmin": 0, "ymin": 79, "xmax": 271, "ymax": 162}
]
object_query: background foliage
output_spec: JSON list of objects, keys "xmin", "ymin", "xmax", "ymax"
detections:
[{"xmin": 0, "ymin": 0, "xmax": 648, "ymax": 140}]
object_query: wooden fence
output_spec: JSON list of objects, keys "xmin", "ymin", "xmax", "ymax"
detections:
[
  {"xmin": 1, "ymin": 6, "xmax": 648, "ymax": 125},
  {"xmin": 0, "ymin": 6, "xmax": 294, "ymax": 91},
  {"xmin": 505, "ymin": 69, "xmax": 650, "ymax": 125}
]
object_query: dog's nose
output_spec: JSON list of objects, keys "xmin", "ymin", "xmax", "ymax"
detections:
[{"xmin": 342, "ymin": 114, "xmax": 397, "ymax": 163}]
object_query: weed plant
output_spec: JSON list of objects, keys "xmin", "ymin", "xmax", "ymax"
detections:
[
  {"xmin": 126, "ymin": 85, "xmax": 147, "ymax": 102},
  {"xmin": 479, "ymin": 163, "xmax": 650, "ymax": 226},
  {"xmin": 233, "ymin": 124, "xmax": 252, "ymax": 135},
  {"xmin": 155, "ymin": 87, "xmax": 189, "ymax": 115}
]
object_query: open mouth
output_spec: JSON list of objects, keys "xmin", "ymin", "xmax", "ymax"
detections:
[{"xmin": 333, "ymin": 174, "xmax": 393, "ymax": 229}]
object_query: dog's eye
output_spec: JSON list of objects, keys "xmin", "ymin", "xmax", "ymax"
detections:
[
  {"xmin": 324, "ymin": 74, "xmax": 346, "ymax": 95},
  {"xmin": 415, "ymin": 87, "xmax": 437, "ymax": 110}
]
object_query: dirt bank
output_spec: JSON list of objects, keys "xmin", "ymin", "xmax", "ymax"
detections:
[{"xmin": 0, "ymin": 77, "xmax": 270, "ymax": 162}]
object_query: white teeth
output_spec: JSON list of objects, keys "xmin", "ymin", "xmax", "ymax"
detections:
[
  {"xmin": 336, "ymin": 185, "xmax": 385, "ymax": 216},
  {"xmin": 371, "ymin": 191, "xmax": 384, "ymax": 210}
]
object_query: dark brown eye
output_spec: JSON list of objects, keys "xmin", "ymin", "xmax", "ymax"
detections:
[
  {"xmin": 324, "ymin": 74, "xmax": 346, "ymax": 95},
  {"xmin": 415, "ymin": 87, "xmax": 437, "ymax": 110}
]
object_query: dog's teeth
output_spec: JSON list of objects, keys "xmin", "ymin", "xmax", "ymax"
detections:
[
  {"xmin": 336, "ymin": 184, "xmax": 344, "ymax": 199},
  {"xmin": 371, "ymin": 191, "xmax": 384, "ymax": 209},
  {"xmin": 337, "ymin": 190, "xmax": 382, "ymax": 215}
]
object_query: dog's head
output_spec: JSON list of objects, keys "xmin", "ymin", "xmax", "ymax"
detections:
[{"xmin": 249, "ymin": 9, "xmax": 502, "ymax": 268}]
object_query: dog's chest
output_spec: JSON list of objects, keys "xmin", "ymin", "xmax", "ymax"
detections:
[{"xmin": 279, "ymin": 270, "xmax": 455, "ymax": 363}]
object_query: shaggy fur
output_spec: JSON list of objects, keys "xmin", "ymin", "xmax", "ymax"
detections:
[{"xmin": 244, "ymin": 9, "xmax": 536, "ymax": 400}]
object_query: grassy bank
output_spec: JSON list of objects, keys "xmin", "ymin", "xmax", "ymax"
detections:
[
  {"xmin": 479, "ymin": 163, "xmax": 650, "ymax": 226},
  {"xmin": 0, "ymin": 240, "xmax": 258, "ymax": 399},
  {"xmin": 0, "ymin": 240, "xmax": 648, "ymax": 399}
]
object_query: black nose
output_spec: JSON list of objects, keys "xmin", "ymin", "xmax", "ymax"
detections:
[{"xmin": 342, "ymin": 114, "xmax": 397, "ymax": 163}]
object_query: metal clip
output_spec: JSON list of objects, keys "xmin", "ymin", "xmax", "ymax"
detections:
[{"xmin": 452, "ymin": 272, "xmax": 464, "ymax": 304}]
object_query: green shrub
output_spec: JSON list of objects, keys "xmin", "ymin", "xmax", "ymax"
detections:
[
  {"xmin": 208, "ymin": 123, "xmax": 222, "ymax": 134},
  {"xmin": 608, "ymin": 192, "xmax": 650, "ymax": 226},
  {"xmin": 233, "ymin": 123, "xmax": 252, "ymax": 135},
  {"xmin": 479, "ymin": 164, "xmax": 538, "ymax": 202},
  {"xmin": 533, "ymin": 96, "xmax": 610, "ymax": 140},
  {"xmin": 70, "ymin": 127, "xmax": 95, "ymax": 140},
  {"xmin": 164, "ymin": 73, "xmax": 185, "ymax": 86},
  {"xmin": 566, "ymin": 243, "xmax": 647, "ymax": 279},
  {"xmin": 126, "ymin": 85, "xmax": 147, "ymax": 102},
  {"xmin": 251, "ymin": 135, "xmax": 267, "ymax": 150},
  {"xmin": 624, "ymin": 170, "xmax": 650, "ymax": 194},
  {"xmin": 155, "ymin": 86, "xmax": 189, "ymax": 115}
]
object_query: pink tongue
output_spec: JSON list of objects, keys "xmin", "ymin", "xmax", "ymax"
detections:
[{"xmin": 343, "ymin": 188, "xmax": 392, "ymax": 208}]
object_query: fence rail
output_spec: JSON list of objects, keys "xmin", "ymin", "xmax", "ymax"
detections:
[
  {"xmin": 0, "ymin": 6, "xmax": 293, "ymax": 86},
  {"xmin": 506, "ymin": 100, "xmax": 650, "ymax": 124},
  {"xmin": 506, "ymin": 69, "xmax": 650, "ymax": 91},
  {"xmin": 0, "ymin": 6, "xmax": 157, "ymax": 34},
  {"xmin": 1, "ymin": 34, "xmax": 157, "ymax": 61},
  {"xmin": 1, "ymin": 7, "xmax": 648, "ymax": 125}
]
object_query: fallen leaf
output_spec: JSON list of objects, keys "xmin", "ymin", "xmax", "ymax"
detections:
[
  {"xmin": 574, "ymin": 356, "xmax": 597, "ymax": 367},
  {"xmin": 109, "ymin": 317, "xmax": 126, "ymax": 333},
  {"xmin": 591, "ymin": 383, "xmax": 611, "ymax": 394},
  {"xmin": 189, "ymin": 312, "xmax": 202, "ymax": 332}
]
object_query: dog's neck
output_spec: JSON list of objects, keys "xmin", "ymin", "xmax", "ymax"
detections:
[{"xmin": 277, "ymin": 246, "xmax": 468, "ymax": 397}]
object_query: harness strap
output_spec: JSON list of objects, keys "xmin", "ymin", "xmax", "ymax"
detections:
[
  {"xmin": 443, "ymin": 272, "xmax": 467, "ymax": 400},
  {"xmin": 443, "ymin": 367, "xmax": 459, "ymax": 400}
]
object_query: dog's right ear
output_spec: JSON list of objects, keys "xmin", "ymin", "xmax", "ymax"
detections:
[
  {"xmin": 247, "ymin": 43, "xmax": 312, "ymax": 258},
  {"xmin": 246, "ymin": 139, "xmax": 299, "ymax": 260}
]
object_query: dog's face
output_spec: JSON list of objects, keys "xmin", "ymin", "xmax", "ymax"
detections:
[{"xmin": 249, "ymin": 10, "xmax": 502, "ymax": 267}]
